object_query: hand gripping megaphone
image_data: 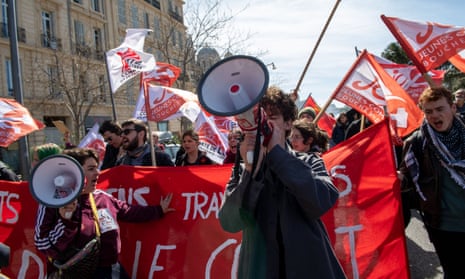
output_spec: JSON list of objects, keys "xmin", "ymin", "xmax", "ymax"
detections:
[
  {"xmin": 29, "ymin": 154, "xmax": 85, "ymax": 208},
  {"xmin": 197, "ymin": 55, "xmax": 271, "ymax": 163}
]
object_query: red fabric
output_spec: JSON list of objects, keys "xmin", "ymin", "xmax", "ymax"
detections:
[
  {"xmin": 381, "ymin": 15, "xmax": 465, "ymax": 73},
  {"xmin": 449, "ymin": 52, "xmax": 465, "ymax": 73},
  {"xmin": 195, "ymin": 109, "xmax": 237, "ymax": 164},
  {"xmin": 142, "ymin": 84, "xmax": 200, "ymax": 122},
  {"xmin": 322, "ymin": 119, "xmax": 409, "ymax": 279},
  {"xmin": 330, "ymin": 50, "xmax": 423, "ymax": 138},
  {"xmin": 302, "ymin": 95, "xmax": 336, "ymax": 137},
  {"xmin": 141, "ymin": 62, "xmax": 182, "ymax": 87},
  {"xmin": 374, "ymin": 54, "xmax": 445, "ymax": 103},
  {"xmin": 1, "ymin": 135, "xmax": 408, "ymax": 278},
  {"xmin": 0, "ymin": 98, "xmax": 44, "ymax": 147}
]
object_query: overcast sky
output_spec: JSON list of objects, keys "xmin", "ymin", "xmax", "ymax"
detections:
[{"xmin": 198, "ymin": 0, "xmax": 464, "ymax": 107}]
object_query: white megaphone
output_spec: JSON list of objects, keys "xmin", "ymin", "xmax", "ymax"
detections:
[
  {"xmin": 29, "ymin": 154, "xmax": 85, "ymax": 208},
  {"xmin": 198, "ymin": 55, "xmax": 270, "ymax": 163}
]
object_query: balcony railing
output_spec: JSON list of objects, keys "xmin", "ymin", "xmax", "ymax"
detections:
[
  {"xmin": 42, "ymin": 34, "xmax": 62, "ymax": 50},
  {"xmin": 145, "ymin": 0, "xmax": 160, "ymax": 9},
  {"xmin": 168, "ymin": 10, "xmax": 183, "ymax": 23}
]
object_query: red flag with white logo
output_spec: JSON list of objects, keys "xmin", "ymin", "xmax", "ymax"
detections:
[
  {"xmin": 381, "ymin": 15, "xmax": 465, "ymax": 73},
  {"xmin": 330, "ymin": 50, "xmax": 423, "ymax": 137},
  {"xmin": 195, "ymin": 109, "xmax": 236, "ymax": 164},
  {"xmin": 105, "ymin": 29, "xmax": 156, "ymax": 93},
  {"xmin": 134, "ymin": 62, "xmax": 182, "ymax": 121},
  {"xmin": 78, "ymin": 123, "xmax": 106, "ymax": 166},
  {"xmin": 301, "ymin": 95, "xmax": 336, "ymax": 137},
  {"xmin": 374, "ymin": 54, "xmax": 445, "ymax": 103},
  {"xmin": 0, "ymin": 98, "xmax": 44, "ymax": 147},
  {"xmin": 141, "ymin": 62, "xmax": 181, "ymax": 87},
  {"xmin": 322, "ymin": 119, "xmax": 409, "ymax": 279},
  {"xmin": 142, "ymin": 84, "xmax": 201, "ymax": 122},
  {"xmin": 449, "ymin": 51, "xmax": 465, "ymax": 73}
]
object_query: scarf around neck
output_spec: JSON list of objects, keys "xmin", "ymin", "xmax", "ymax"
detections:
[{"xmin": 422, "ymin": 116, "xmax": 465, "ymax": 189}]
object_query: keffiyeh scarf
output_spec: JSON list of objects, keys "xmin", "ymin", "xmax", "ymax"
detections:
[{"xmin": 405, "ymin": 116, "xmax": 465, "ymax": 201}]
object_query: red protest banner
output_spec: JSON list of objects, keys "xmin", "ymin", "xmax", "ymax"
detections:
[{"xmin": 0, "ymin": 138, "xmax": 408, "ymax": 278}]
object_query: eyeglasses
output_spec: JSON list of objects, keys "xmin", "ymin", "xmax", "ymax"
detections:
[
  {"xmin": 122, "ymin": 128, "xmax": 137, "ymax": 135},
  {"xmin": 288, "ymin": 135, "xmax": 303, "ymax": 141}
]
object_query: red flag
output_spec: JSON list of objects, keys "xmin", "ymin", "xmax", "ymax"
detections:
[
  {"xmin": 381, "ymin": 15, "xmax": 465, "ymax": 73},
  {"xmin": 322, "ymin": 119, "xmax": 409, "ymax": 279},
  {"xmin": 195, "ymin": 109, "xmax": 236, "ymax": 164},
  {"xmin": 141, "ymin": 62, "xmax": 182, "ymax": 87},
  {"xmin": 142, "ymin": 84, "xmax": 200, "ymax": 122},
  {"xmin": 77, "ymin": 123, "xmax": 106, "ymax": 166},
  {"xmin": 134, "ymin": 62, "xmax": 182, "ymax": 121},
  {"xmin": 0, "ymin": 98, "xmax": 44, "ymax": 147},
  {"xmin": 449, "ymin": 51, "xmax": 465, "ymax": 73},
  {"xmin": 301, "ymin": 95, "xmax": 336, "ymax": 137},
  {"xmin": 374, "ymin": 54, "xmax": 445, "ymax": 103},
  {"xmin": 330, "ymin": 50, "xmax": 423, "ymax": 137}
]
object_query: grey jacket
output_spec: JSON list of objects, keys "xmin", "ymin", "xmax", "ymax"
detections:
[{"xmin": 219, "ymin": 145, "xmax": 346, "ymax": 279}]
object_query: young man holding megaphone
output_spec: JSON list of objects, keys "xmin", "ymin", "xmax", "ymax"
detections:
[{"xmin": 218, "ymin": 86, "xmax": 346, "ymax": 278}]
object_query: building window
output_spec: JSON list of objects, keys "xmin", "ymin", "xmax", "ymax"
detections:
[
  {"xmin": 41, "ymin": 11, "xmax": 54, "ymax": 47},
  {"xmin": 91, "ymin": 0, "xmax": 101, "ymax": 12},
  {"xmin": 118, "ymin": 0, "xmax": 126, "ymax": 24},
  {"xmin": 48, "ymin": 65, "xmax": 60, "ymax": 97},
  {"xmin": 5, "ymin": 59, "xmax": 13, "ymax": 96},
  {"xmin": 73, "ymin": 0, "xmax": 83, "ymax": 4},
  {"xmin": 98, "ymin": 75, "xmax": 106, "ymax": 102},
  {"xmin": 144, "ymin": 13, "xmax": 150, "ymax": 29},
  {"xmin": 131, "ymin": 6, "xmax": 138, "ymax": 28},
  {"xmin": 177, "ymin": 31, "xmax": 183, "ymax": 49},
  {"xmin": 170, "ymin": 28, "xmax": 176, "ymax": 46},
  {"xmin": 94, "ymin": 27, "xmax": 102, "ymax": 56},
  {"xmin": 1, "ymin": 0, "xmax": 8, "ymax": 38},
  {"xmin": 153, "ymin": 16, "xmax": 160, "ymax": 39},
  {"xmin": 157, "ymin": 121, "xmax": 168, "ymax": 131},
  {"xmin": 74, "ymin": 20, "xmax": 85, "ymax": 45}
]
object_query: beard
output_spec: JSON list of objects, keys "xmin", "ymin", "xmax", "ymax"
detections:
[{"xmin": 124, "ymin": 137, "xmax": 139, "ymax": 151}]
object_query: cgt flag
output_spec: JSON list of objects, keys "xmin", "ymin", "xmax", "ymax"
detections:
[
  {"xmin": 381, "ymin": 15, "xmax": 465, "ymax": 73},
  {"xmin": 105, "ymin": 29, "xmax": 156, "ymax": 93},
  {"xmin": 0, "ymin": 98, "xmax": 44, "ymax": 147}
]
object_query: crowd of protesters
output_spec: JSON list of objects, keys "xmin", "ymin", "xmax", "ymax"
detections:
[{"xmin": 2, "ymin": 85, "xmax": 465, "ymax": 278}]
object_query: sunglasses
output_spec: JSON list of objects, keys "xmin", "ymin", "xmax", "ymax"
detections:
[
  {"xmin": 122, "ymin": 128, "xmax": 138, "ymax": 135},
  {"xmin": 104, "ymin": 136, "xmax": 113, "ymax": 142}
]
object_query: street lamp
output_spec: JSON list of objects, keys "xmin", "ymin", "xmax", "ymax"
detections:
[{"xmin": 266, "ymin": 62, "xmax": 276, "ymax": 70}]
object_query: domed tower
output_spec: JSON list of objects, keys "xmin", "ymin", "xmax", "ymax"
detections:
[{"xmin": 197, "ymin": 46, "xmax": 220, "ymax": 72}]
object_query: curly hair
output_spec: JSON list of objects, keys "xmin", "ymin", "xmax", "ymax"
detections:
[{"xmin": 259, "ymin": 86, "xmax": 298, "ymax": 122}]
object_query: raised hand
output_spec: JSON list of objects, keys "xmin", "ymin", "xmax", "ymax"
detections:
[{"xmin": 160, "ymin": 193, "xmax": 175, "ymax": 214}]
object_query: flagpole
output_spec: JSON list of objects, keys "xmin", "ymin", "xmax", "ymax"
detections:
[
  {"xmin": 104, "ymin": 52, "xmax": 118, "ymax": 121},
  {"xmin": 8, "ymin": 0, "xmax": 30, "ymax": 179},
  {"xmin": 291, "ymin": 0, "xmax": 341, "ymax": 101}
]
